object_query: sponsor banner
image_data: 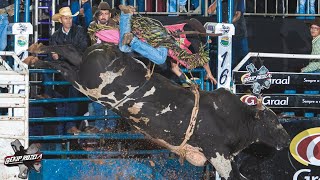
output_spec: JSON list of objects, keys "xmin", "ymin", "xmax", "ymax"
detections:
[
  {"xmin": 234, "ymin": 71, "xmax": 320, "ymax": 85},
  {"xmin": 239, "ymin": 94, "xmax": 320, "ymax": 108},
  {"xmin": 290, "ymin": 128, "xmax": 320, "ymax": 180}
]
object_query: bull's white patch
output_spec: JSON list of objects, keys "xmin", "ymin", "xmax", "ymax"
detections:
[
  {"xmin": 210, "ymin": 153, "xmax": 232, "ymax": 179},
  {"xmin": 74, "ymin": 68, "xmax": 125, "ymax": 100},
  {"xmin": 213, "ymin": 101, "xmax": 218, "ymax": 110},
  {"xmin": 156, "ymin": 104, "xmax": 172, "ymax": 116},
  {"xmin": 129, "ymin": 116, "xmax": 141, "ymax": 123},
  {"xmin": 129, "ymin": 116, "xmax": 149, "ymax": 125},
  {"xmin": 141, "ymin": 117, "xmax": 150, "ymax": 125},
  {"xmin": 124, "ymin": 85, "xmax": 139, "ymax": 96},
  {"xmin": 143, "ymin": 86, "xmax": 156, "ymax": 98},
  {"xmin": 133, "ymin": 57, "xmax": 147, "ymax": 69},
  {"xmin": 74, "ymin": 67, "xmax": 141, "ymax": 110},
  {"xmin": 128, "ymin": 102, "xmax": 144, "ymax": 115},
  {"xmin": 164, "ymin": 129, "xmax": 170, "ymax": 133},
  {"xmin": 276, "ymin": 124, "xmax": 283, "ymax": 129}
]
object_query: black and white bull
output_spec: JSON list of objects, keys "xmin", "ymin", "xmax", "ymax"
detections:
[{"xmin": 27, "ymin": 43, "xmax": 290, "ymax": 179}]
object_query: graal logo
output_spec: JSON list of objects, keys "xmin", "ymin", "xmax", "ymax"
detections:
[
  {"xmin": 4, "ymin": 139, "xmax": 42, "ymax": 179},
  {"xmin": 240, "ymin": 95, "xmax": 289, "ymax": 106},
  {"xmin": 240, "ymin": 95, "xmax": 258, "ymax": 106},
  {"xmin": 290, "ymin": 128, "xmax": 320, "ymax": 180}
]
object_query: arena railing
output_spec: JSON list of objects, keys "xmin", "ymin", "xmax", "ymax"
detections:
[
  {"xmin": 244, "ymin": 0, "xmax": 320, "ymax": 17},
  {"xmin": 28, "ymin": 68, "xmax": 171, "ymax": 157},
  {"xmin": 233, "ymin": 52, "xmax": 320, "ymax": 118}
]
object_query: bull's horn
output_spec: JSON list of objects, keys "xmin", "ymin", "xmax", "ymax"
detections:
[
  {"xmin": 256, "ymin": 95, "xmax": 265, "ymax": 111},
  {"xmin": 28, "ymin": 43, "xmax": 45, "ymax": 54}
]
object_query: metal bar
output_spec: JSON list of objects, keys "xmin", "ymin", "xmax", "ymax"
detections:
[
  {"xmin": 286, "ymin": 0, "xmax": 288, "ymax": 14},
  {"xmin": 228, "ymin": 0, "xmax": 233, "ymax": 24},
  {"xmin": 38, "ymin": 6, "xmax": 49, "ymax": 9},
  {"xmin": 40, "ymin": 150, "xmax": 169, "ymax": 155},
  {"xmin": 42, "ymin": 81, "xmax": 71, "ymax": 85},
  {"xmin": 29, "ymin": 69, "xmax": 59, "ymax": 73},
  {"xmin": 233, "ymin": 52, "xmax": 320, "ymax": 71},
  {"xmin": 33, "ymin": 1, "xmax": 39, "ymax": 43},
  {"xmin": 25, "ymin": 0, "xmax": 30, "ymax": 22},
  {"xmin": 14, "ymin": 0, "xmax": 20, "ymax": 22},
  {"xmin": 244, "ymin": 13, "xmax": 320, "ymax": 16},
  {"xmin": 29, "ymin": 115, "xmax": 121, "ymax": 123},
  {"xmin": 37, "ymin": 21, "xmax": 52, "ymax": 25},
  {"xmin": 217, "ymin": 0, "xmax": 222, "ymax": 22},
  {"xmin": 181, "ymin": 68, "xmax": 206, "ymax": 73},
  {"xmin": 51, "ymin": 0, "xmax": 56, "ymax": 35},
  {"xmin": 30, "ymin": 97, "xmax": 90, "ymax": 104},
  {"xmin": 29, "ymin": 133, "xmax": 145, "ymax": 140},
  {"xmin": 265, "ymin": 0, "xmax": 267, "ymax": 14}
]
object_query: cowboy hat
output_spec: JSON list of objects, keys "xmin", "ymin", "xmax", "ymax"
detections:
[
  {"xmin": 98, "ymin": 2, "xmax": 111, "ymax": 11},
  {"xmin": 52, "ymin": 7, "xmax": 79, "ymax": 22}
]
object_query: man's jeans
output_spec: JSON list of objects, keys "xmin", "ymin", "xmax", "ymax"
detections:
[
  {"xmin": 119, "ymin": 13, "xmax": 167, "ymax": 65},
  {"xmin": 169, "ymin": 0, "xmax": 187, "ymax": 12},
  {"xmin": 88, "ymin": 102, "xmax": 118, "ymax": 131},
  {"xmin": 297, "ymin": 0, "xmax": 316, "ymax": 20},
  {"xmin": 0, "ymin": 14, "xmax": 8, "ymax": 51}
]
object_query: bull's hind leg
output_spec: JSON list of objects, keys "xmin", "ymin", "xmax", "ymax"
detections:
[{"xmin": 209, "ymin": 153, "xmax": 241, "ymax": 180}]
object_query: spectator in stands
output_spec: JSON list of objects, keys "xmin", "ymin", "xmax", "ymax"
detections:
[
  {"xmin": 297, "ymin": 0, "xmax": 316, "ymax": 20},
  {"xmin": 50, "ymin": 7, "xmax": 89, "ymax": 134},
  {"xmin": 169, "ymin": 0, "xmax": 187, "ymax": 13},
  {"xmin": 88, "ymin": 2, "xmax": 118, "ymax": 45},
  {"xmin": 208, "ymin": 0, "xmax": 248, "ymax": 69},
  {"xmin": 301, "ymin": 18, "xmax": 320, "ymax": 73},
  {"xmin": 71, "ymin": 0, "xmax": 93, "ymax": 28},
  {"xmin": 51, "ymin": 7, "xmax": 88, "ymax": 65},
  {"xmin": 0, "ymin": 3, "xmax": 13, "ymax": 51}
]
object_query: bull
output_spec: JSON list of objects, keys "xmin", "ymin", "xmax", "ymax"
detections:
[{"xmin": 27, "ymin": 43, "xmax": 290, "ymax": 179}]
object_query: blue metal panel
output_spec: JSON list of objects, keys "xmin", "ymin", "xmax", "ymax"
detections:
[
  {"xmin": 29, "ymin": 133, "xmax": 146, "ymax": 140},
  {"xmin": 29, "ymin": 158, "xmax": 204, "ymax": 180},
  {"xmin": 30, "ymin": 97, "xmax": 90, "ymax": 104},
  {"xmin": 29, "ymin": 115, "xmax": 121, "ymax": 123}
]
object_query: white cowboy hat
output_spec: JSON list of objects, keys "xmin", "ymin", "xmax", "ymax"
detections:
[{"xmin": 52, "ymin": 7, "xmax": 79, "ymax": 22}]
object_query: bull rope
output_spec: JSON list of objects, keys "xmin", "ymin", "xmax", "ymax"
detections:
[{"xmin": 177, "ymin": 83, "xmax": 200, "ymax": 163}]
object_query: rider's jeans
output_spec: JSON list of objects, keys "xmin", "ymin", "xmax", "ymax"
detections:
[
  {"xmin": 119, "ymin": 12, "xmax": 167, "ymax": 65},
  {"xmin": 0, "ymin": 14, "xmax": 8, "ymax": 51}
]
